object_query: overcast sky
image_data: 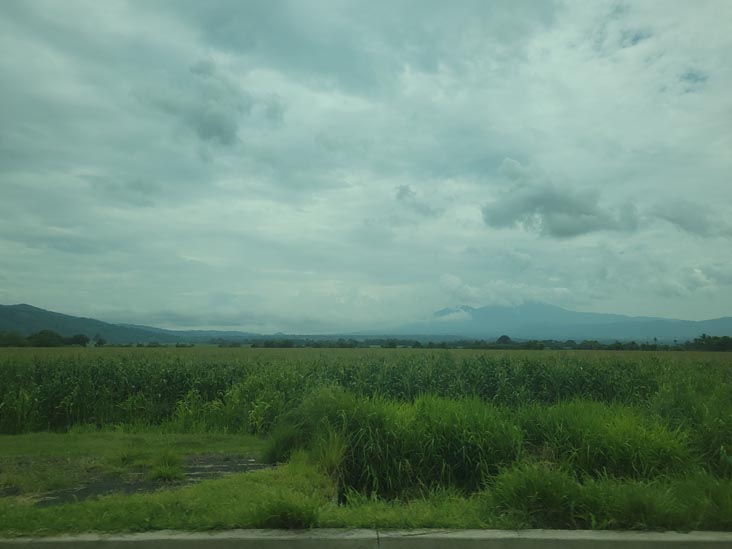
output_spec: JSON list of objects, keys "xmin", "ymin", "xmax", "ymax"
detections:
[{"xmin": 1, "ymin": 0, "xmax": 731, "ymax": 332}]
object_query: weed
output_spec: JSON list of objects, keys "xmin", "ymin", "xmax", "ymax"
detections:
[{"xmin": 148, "ymin": 451, "xmax": 184, "ymax": 482}]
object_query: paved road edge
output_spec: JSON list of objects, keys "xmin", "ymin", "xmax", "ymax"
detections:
[{"xmin": 2, "ymin": 529, "xmax": 732, "ymax": 548}]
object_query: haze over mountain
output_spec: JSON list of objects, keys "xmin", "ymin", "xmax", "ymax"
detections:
[{"xmin": 1, "ymin": 303, "xmax": 729, "ymax": 344}]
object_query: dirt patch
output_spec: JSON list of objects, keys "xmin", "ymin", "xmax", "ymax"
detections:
[
  {"xmin": 185, "ymin": 454, "xmax": 269, "ymax": 482},
  {"xmin": 31, "ymin": 455, "xmax": 269, "ymax": 507}
]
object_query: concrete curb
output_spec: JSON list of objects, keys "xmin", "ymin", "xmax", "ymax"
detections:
[{"xmin": 2, "ymin": 530, "xmax": 732, "ymax": 548}]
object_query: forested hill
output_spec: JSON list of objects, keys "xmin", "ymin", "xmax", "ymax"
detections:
[
  {"xmin": 0, "ymin": 304, "xmax": 183, "ymax": 344},
  {"xmin": 0, "ymin": 304, "xmax": 264, "ymax": 344}
]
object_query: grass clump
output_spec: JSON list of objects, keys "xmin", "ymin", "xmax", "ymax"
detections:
[
  {"xmin": 148, "ymin": 451, "xmax": 185, "ymax": 482},
  {"xmin": 265, "ymin": 388, "xmax": 523, "ymax": 498},
  {"xmin": 482, "ymin": 463, "xmax": 732, "ymax": 531},
  {"xmin": 406, "ymin": 395, "xmax": 523, "ymax": 491},
  {"xmin": 483, "ymin": 463, "xmax": 586, "ymax": 528},
  {"xmin": 652, "ymin": 380, "xmax": 732, "ymax": 477},
  {"xmin": 519, "ymin": 400, "xmax": 695, "ymax": 479},
  {"xmin": 252, "ymin": 494, "xmax": 320, "ymax": 529}
]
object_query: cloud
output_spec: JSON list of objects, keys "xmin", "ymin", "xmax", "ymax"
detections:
[
  {"xmin": 498, "ymin": 158, "xmax": 535, "ymax": 182},
  {"xmin": 703, "ymin": 262, "xmax": 732, "ymax": 286},
  {"xmin": 652, "ymin": 201, "xmax": 731, "ymax": 237},
  {"xmin": 395, "ymin": 185, "xmax": 440, "ymax": 217},
  {"xmin": 439, "ymin": 273, "xmax": 571, "ymax": 309},
  {"xmin": 434, "ymin": 308, "xmax": 472, "ymax": 322},
  {"xmin": 134, "ymin": 60, "xmax": 253, "ymax": 146},
  {"xmin": 620, "ymin": 29, "xmax": 652, "ymax": 48},
  {"xmin": 679, "ymin": 69, "xmax": 709, "ymax": 93},
  {"xmin": 83, "ymin": 175, "xmax": 158, "ymax": 207},
  {"xmin": 1, "ymin": 0, "xmax": 731, "ymax": 329},
  {"xmin": 162, "ymin": 0, "xmax": 559, "ymax": 95},
  {"xmin": 482, "ymin": 160, "xmax": 639, "ymax": 238}
]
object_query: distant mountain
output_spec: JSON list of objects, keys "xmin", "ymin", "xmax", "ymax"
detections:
[
  {"xmin": 1, "ymin": 302, "xmax": 730, "ymax": 344},
  {"xmin": 396, "ymin": 302, "xmax": 732, "ymax": 342},
  {"xmin": 0, "ymin": 304, "xmax": 257, "ymax": 344}
]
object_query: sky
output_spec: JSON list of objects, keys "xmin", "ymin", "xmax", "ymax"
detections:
[{"xmin": 1, "ymin": 0, "xmax": 731, "ymax": 332}]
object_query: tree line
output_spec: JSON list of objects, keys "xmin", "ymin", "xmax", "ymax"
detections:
[
  {"xmin": 2, "ymin": 329, "xmax": 731, "ymax": 351},
  {"xmin": 246, "ymin": 334, "xmax": 732, "ymax": 351},
  {"xmin": 0, "ymin": 330, "xmax": 105, "ymax": 347}
]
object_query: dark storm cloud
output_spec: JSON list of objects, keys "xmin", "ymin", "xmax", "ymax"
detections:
[
  {"xmin": 481, "ymin": 182, "xmax": 637, "ymax": 238},
  {"xmin": 482, "ymin": 158, "xmax": 640, "ymax": 238}
]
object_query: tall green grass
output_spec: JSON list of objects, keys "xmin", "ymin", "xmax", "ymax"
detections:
[
  {"xmin": 2, "ymin": 347, "xmax": 718, "ymax": 435},
  {"xmin": 1, "ymin": 348, "xmax": 730, "ymax": 487},
  {"xmin": 265, "ymin": 388, "xmax": 704, "ymax": 498},
  {"xmin": 482, "ymin": 463, "xmax": 732, "ymax": 530},
  {"xmin": 265, "ymin": 388, "xmax": 523, "ymax": 497},
  {"xmin": 519, "ymin": 400, "xmax": 695, "ymax": 478},
  {"xmin": 1, "ymin": 348, "xmax": 731, "ymax": 531}
]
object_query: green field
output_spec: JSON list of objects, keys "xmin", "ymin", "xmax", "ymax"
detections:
[{"xmin": 1, "ymin": 347, "xmax": 731, "ymax": 535}]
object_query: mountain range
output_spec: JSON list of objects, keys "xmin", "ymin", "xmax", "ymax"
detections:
[
  {"xmin": 1, "ymin": 302, "xmax": 730, "ymax": 344},
  {"xmin": 395, "ymin": 302, "xmax": 732, "ymax": 341}
]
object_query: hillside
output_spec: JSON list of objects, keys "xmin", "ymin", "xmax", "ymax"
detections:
[{"xmin": 0, "ymin": 304, "xmax": 185, "ymax": 344}]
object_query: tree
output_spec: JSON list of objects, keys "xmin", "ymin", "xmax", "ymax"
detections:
[
  {"xmin": 27, "ymin": 330, "xmax": 65, "ymax": 347},
  {"xmin": 65, "ymin": 334, "xmax": 90, "ymax": 347},
  {"xmin": 0, "ymin": 331, "xmax": 28, "ymax": 347},
  {"xmin": 93, "ymin": 334, "xmax": 107, "ymax": 347},
  {"xmin": 496, "ymin": 335, "xmax": 512, "ymax": 344}
]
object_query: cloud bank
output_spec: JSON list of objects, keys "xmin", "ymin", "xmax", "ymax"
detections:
[{"xmin": 1, "ymin": 0, "xmax": 731, "ymax": 330}]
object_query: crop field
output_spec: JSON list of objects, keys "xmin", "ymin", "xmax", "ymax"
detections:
[{"xmin": 1, "ymin": 347, "xmax": 731, "ymax": 535}]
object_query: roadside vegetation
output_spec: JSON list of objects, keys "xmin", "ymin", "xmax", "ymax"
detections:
[{"xmin": 1, "ymin": 347, "xmax": 731, "ymax": 535}]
